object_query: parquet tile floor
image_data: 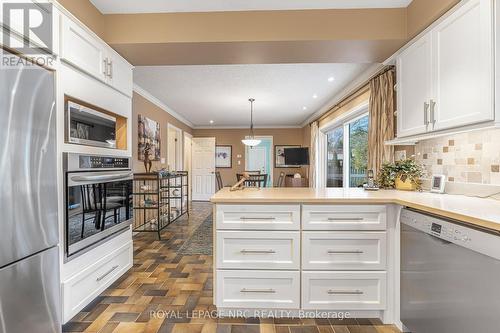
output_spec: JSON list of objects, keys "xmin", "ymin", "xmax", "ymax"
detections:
[{"xmin": 63, "ymin": 202, "xmax": 401, "ymax": 333}]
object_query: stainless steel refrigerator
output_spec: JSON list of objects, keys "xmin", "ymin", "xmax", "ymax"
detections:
[{"xmin": 0, "ymin": 49, "xmax": 60, "ymax": 332}]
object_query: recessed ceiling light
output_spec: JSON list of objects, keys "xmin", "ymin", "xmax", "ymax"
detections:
[
  {"xmin": 328, "ymin": 77, "xmax": 335, "ymax": 82},
  {"xmin": 302, "ymin": 106, "xmax": 307, "ymax": 110},
  {"xmin": 209, "ymin": 120, "xmax": 214, "ymax": 124},
  {"xmin": 312, "ymin": 94, "xmax": 318, "ymax": 99}
]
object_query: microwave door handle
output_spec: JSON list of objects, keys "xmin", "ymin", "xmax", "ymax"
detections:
[{"xmin": 70, "ymin": 172, "xmax": 133, "ymax": 184}]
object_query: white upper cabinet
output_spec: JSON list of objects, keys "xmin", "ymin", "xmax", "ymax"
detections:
[
  {"xmin": 396, "ymin": 34, "xmax": 432, "ymax": 137},
  {"xmin": 60, "ymin": 15, "xmax": 107, "ymax": 81},
  {"xmin": 431, "ymin": 0, "xmax": 494, "ymax": 130},
  {"xmin": 106, "ymin": 50, "xmax": 134, "ymax": 98},
  {"xmin": 396, "ymin": 0, "xmax": 494, "ymax": 138},
  {"xmin": 60, "ymin": 15, "xmax": 133, "ymax": 97}
]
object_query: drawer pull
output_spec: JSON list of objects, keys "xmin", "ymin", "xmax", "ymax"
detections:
[
  {"xmin": 327, "ymin": 250, "xmax": 364, "ymax": 254},
  {"xmin": 240, "ymin": 288, "xmax": 276, "ymax": 294},
  {"xmin": 328, "ymin": 289, "xmax": 364, "ymax": 295},
  {"xmin": 240, "ymin": 217, "xmax": 276, "ymax": 221},
  {"xmin": 240, "ymin": 249, "xmax": 276, "ymax": 254},
  {"xmin": 327, "ymin": 217, "xmax": 364, "ymax": 221},
  {"xmin": 96, "ymin": 265, "xmax": 119, "ymax": 282}
]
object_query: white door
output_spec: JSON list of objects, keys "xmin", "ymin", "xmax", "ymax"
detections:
[
  {"xmin": 246, "ymin": 146, "xmax": 267, "ymax": 173},
  {"xmin": 192, "ymin": 137, "xmax": 216, "ymax": 201},
  {"xmin": 396, "ymin": 34, "xmax": 432, "ymax": 137},
  {"xmin": 184, "ymin": 133, "xmax": 193, "ymax": 201},
  {"xmin": 168, "ymin": 125, "xmax": 182, "ymax": 171},
  {"xmin": 431, "ymin": 0, "xmax": 494, "ymax": 131}
]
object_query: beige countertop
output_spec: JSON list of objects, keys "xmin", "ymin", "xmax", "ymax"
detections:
[{"xmin": 211, "ymin": 187, "xmax": 500, "ymax": 232}]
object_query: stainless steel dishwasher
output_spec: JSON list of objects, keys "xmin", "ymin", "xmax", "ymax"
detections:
[{"xmin": 400, "ymin": 208, "xmax": 500, "ymax": 333}]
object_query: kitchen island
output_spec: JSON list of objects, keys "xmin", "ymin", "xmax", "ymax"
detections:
[{"xmin": 210, "ymin": 187, "xmax": 500, "ymax": 328}]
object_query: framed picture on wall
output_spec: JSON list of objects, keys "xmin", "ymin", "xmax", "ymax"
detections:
[
  {"xmin": 138, "ymin": 115, "xmax": 161, "ymax": 161},
  {"xmin": 216, "ymin": 145, "xmax": 232, "ymax": 168},
  {"xmin": 275, "ymin": 145, "xmax": 301, "ymax": 168}
]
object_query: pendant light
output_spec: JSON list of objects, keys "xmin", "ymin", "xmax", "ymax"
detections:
[{"xmin": 241, "ymin": 98, "xmax": 261, "ymax": 147}]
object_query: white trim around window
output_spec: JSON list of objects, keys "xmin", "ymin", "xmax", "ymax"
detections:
[{"xmin": 319, "ymin": 101, "xmax": 369, "ymax": 188}]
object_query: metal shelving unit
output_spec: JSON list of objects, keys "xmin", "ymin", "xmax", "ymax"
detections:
[{"xmin": 132, "ymin": 171, "xmax": 189, "ymax": 239}]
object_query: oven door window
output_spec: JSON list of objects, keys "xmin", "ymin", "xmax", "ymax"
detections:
[{"xmin": 66, "ymin": 179, "xmax": 132, "ymax": 256}]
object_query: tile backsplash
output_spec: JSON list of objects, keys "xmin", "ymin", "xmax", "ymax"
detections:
[{"xmin": 415, "ymin": 129, "xmax": 500, "ymax": 185}]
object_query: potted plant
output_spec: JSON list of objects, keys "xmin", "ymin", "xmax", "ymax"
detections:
[{"xmin": 377, "ymin": 159, "xmax": 424, "ymax": 191}]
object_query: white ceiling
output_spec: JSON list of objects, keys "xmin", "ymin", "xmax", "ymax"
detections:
[
  {"xmin": 90, "ymin": 0, "xmax": 413, "ymax": 14},
  {"xmin": 133, "ymin": 64, "xmax": 372, "ymax": 127}
]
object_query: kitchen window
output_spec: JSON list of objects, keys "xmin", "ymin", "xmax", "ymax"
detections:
[{"xmin": 325, "ymin": 112, "xmax": 369, "ymax": 188}]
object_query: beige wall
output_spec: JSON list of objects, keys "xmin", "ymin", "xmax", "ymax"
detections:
[
  {"xmin": 193, "ymin": 128, "xmax": 307, "ymax": 186},
  {"xmin": 132, "ymin": 92, "xmax": 193, "ymax": 172},
  {"xmin": 406, "ymin": 0, "xmax": 460, "ymax": 38},
  {"xmin": 59, "ymin": 0, "xmax": 460, "ymax": 66},
  {"xmin": 57, "ymin": 0, "xmax": 105, "ymax": 38}
]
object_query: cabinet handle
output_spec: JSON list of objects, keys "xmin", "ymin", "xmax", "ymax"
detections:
[
  {"xmin": 240, "ymin": 288, "xmax": 276, "ymax": 294},
  {"xmin": 430, "ymin": 99, "xmax": 436, "ymax": 125},
  {"xmin": 327, "ymin": 250, "xmax": 364, "ymax": 254},
  {"xmin": 107, "ymin": 59, "xmax": 113, "ymax": 78},
  {"xmin": 103, "ymin": 59, "xmax": 108, "ymax": 76},
  {"xmin": 327, "ymin": 217, "xmax": 363, "ymax": 221},
  {"xmin": 328, "ymin": 289, "xmax": 364, "ymax": 295},
  {"xmin": 240, "ymin": 249, "xmax": 276, "ymax": 254},
  {"xmin": 240, "ymin": 217, "xmax": 276, "ymax": 221},
  {"xmin": 424, "ymin": 101, "xmax": 430, "ymax": 125},
  {"xmin": 96, "ymin": 265, "xmax": 119, "ymax": 282}
]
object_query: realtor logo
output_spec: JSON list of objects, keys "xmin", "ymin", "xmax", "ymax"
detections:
[{"xmin": 2, "ymin": 2, "xmax": 53, "ymax": 54}]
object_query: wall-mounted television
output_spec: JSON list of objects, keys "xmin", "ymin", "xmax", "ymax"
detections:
[{"xmin": 284, "ymin": 147, "xmax": 310, "ymax": 166}]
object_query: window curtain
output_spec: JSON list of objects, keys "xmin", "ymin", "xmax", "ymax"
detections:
[
  {"xmin": 309, "ymin": 121, "xmax": 319, "ymax": 188},
  {"xmin": 368, "ymin": 69, "xmax": 395, "ymax": 176}
]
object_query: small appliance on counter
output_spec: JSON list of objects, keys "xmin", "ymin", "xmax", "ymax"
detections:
[
  {"xmin": 64, "ymin": 153, "xmax": 133, "ymax": 259},
  {"xmin": 363, "ymin": 169, "xmax": 379, "ymax": 191}
]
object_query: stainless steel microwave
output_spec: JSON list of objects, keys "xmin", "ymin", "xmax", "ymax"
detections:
[{"xmin": 66, "ymin": 99, "xmax": 117, "ymax": 149}]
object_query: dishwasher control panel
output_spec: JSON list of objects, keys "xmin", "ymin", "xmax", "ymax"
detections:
[{"xmin": 400, "ymin": 208, "xmax": 500, "ymax": 260}]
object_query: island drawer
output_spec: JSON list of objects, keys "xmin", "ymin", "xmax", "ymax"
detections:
[
  {"xmin": 302, "ymin": 205, "xmax": 387, "ymax": 230},
  {"xmin": 216, "ymin": 231, "xmax": 300, "ymax": 269},
  {"xmin": 302, "ymin": 271, "xmax": 387, "ymax": 310},
  {"xmin": 302, "ymin": 231, "xmax": 387, "ymax": 270},
  {"xmin": 216, "ymin": 204, "xmax": 300, "ymax": 230},
  {"xmin": 216, "ymin": 270, "xmax": 300, "ymax": 309}
]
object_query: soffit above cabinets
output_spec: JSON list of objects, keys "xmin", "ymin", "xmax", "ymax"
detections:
[{"xmin": 90, "ymin": 0, "xmax": 413, "ymax": 14}]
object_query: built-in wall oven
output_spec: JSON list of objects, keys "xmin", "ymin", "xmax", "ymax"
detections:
[
  {"xmin": 64, "ymin": 153, "xmax": 133, "ymax": 259},
  {"xmin": 66, "ymin": 98, "xmax": 117, "ymax": 149}
]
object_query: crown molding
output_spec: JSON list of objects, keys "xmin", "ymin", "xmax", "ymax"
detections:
[
  {"xmin": 133, "ymin": 83, "xmax": 194, "ymax": 128},
  {"xmin": 193, "ymin": 125, "xmax": 303, "ymax": 130}
]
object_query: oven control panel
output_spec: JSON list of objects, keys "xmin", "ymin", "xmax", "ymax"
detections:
[{"xmin": 79, "ymin": 155, "xmax": 129, "ymax": 169}]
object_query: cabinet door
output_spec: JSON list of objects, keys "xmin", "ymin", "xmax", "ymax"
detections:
[
  {"xmin": 60, "ymin": 15, "xmax": 106, "ymax": 81},
  {"xmin": 106, "ymin": 50, "xmax": 133, "ymax": 97},
  {"xmin": 432, "ymin": 0, "xmax": 494, "ymax": 130},
  {"xmin": 396, "ymin": 34, "xmax": 433, "ymax": 137}
]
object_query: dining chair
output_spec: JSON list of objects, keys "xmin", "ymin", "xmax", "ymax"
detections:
[
  {"xmin": 215, "ymin": 171, "xmax": 224, "ymax": 190},
  {"xmin": 276, "ymin": 172, "xmax": 286, "ymax": 187},
  {"xmin": 245, "ymin": 174, "xmax": 268, "ymax": 188}
]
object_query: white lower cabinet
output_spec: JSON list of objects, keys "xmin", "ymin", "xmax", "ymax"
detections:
[
  {"xmin": 302, "ymin": 231, "xmax": 387, "ymax": 270},
  {"xmin": 216, "ymin": 270, "xmax": 300, "ymax": 309},
  {"xmin": 215, "ymin": 203, "xmax": 389, "ymax": 315},
  {"xmin": 216, "ymin": 204, "xmax": 300, "ymax": 230},
  {"xmin": 302, "ymin": 271, "xmax": 387, "ymax": 310},
  {"xmin": 216, "ymin": 231, "xmax": 300, "ymax": 270},
  {"xmin": 302, "ymin": 205, "xmax": 387, "ymax": 230},
  {"xmin": 62, "ymin": 240, "xmax": 133, "ymax": 322}
]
